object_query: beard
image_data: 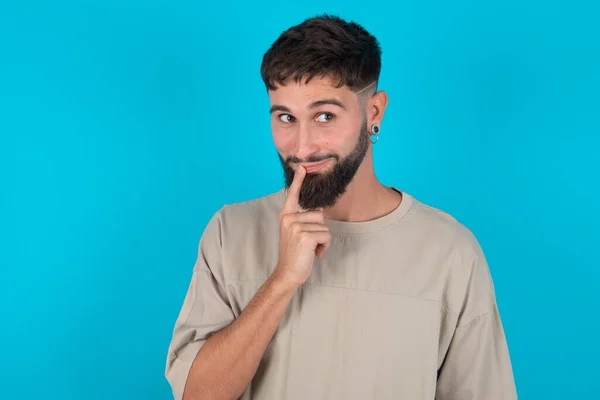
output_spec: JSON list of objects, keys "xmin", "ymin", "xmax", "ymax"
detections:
[{"xmin": 279, "ymin": 120, "xmax": 370, "ymax": 210}]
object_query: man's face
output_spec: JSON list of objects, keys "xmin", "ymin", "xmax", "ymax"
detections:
[{"xmin": 268, "ymin": 76, "xmax": 370, "ymax": 210}]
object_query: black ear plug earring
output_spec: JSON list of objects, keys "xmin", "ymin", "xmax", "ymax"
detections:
[{"xmin": 370, "ymin": 124, "xmax": 380, "ymax": 144}]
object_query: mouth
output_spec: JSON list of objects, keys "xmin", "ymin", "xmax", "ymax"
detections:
[{"xmin": 299, "ymin": 159, "xmax": 333, "ymax": 173}]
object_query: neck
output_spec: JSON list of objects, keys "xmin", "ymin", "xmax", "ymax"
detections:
[{"xmin": 322, "ymin": 152, "xmax": 402, "ymax": 223}]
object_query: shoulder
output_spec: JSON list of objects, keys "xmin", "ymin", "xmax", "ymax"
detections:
[
  {"xmin": 195, "ymin": 190, "xmax": 285, "ymax": 281},
  {"xmin": 406, "ymin": 195, "xmax": 484, "ymax": 260},
  {"xmin": 406, "ymin": 195, "xmax": 496, "ymax": 318},
  {"xmin": 202, "ymin": 189, "xmax": 285, "ymax": 244},
  {"xmin": 219, "ymin": 189, "xmax": 284, "ymax": 228}
]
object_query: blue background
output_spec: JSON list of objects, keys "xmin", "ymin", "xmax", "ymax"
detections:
[{"xmin": 1, "ymin": 1, "xmax": 598, "ymax": 399}]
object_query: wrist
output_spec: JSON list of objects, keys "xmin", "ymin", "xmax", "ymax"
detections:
[{"xmin": 268, "ymin": 268, "xmax": 301, "ymax": 295}]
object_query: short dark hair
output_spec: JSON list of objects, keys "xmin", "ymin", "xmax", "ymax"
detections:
[{"xmin": 260, "ymin": 14, "xmax": 382, "ymax": 93}]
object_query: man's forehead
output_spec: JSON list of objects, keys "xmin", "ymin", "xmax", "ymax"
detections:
[
  {"xmin": 268, "ymin": 78, "xmax": 354, "ymax": 108},
  {"xmin": 270, "ymin": 84, "xmax": 347, "ymax": 96}
]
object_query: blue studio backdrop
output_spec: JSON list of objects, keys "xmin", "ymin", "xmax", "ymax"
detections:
[{"xmin": 1, "ymin": 1, "xmax": 598, "ymax": 399}]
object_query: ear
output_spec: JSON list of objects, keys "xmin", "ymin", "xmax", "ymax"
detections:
[{"xmin": 366, "ymin": 90, "xmax": 388, "ymax": 127}]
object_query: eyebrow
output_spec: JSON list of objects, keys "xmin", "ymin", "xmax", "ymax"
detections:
[{"xmin": 269, "ymin": 98, "xmax": 347, "ymax": 114}]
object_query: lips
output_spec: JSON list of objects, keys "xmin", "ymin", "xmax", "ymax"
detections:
[{"xmin": 301, "ymin": 159, "xmax": 331, "ymax": 173}]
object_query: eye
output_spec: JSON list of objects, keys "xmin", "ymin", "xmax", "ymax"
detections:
[
  {"xmin": 315, "ymin": 112, "xmax": 334, "ymax": 123},
  {"xmin": 278, "ymin": 114, "xmax": 296, "ymax": 123}
]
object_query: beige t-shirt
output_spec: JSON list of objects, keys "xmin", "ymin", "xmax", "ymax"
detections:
[{"xmin": 165, "ymin": 189, "xmax": 517, "ymax": 400}]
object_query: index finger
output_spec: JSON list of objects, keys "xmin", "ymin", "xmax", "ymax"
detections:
[{"xmin": 282, "ymin": 165, "xmax": 306, "ymax": 214}]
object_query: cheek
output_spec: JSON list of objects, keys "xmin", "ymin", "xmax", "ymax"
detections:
[
  {"xmin": 324, "ymin": 123, "xmax": 355, "ymax": 150},
  {"xmin": 271, "ymin": 127, "xmax": 294, "ymax": 154}
]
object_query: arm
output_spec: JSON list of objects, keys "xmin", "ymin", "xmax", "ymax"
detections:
[
  {"xmin": 166, "ymin": 166, "xmax": 330, "ymax": 400},
  {"xmin": 181, "ymin": 271, "xmax": 295, "ymax": 400},
  {"xmin": 165, "ymin": 225, "xmax": 295, "ymax": 400}
]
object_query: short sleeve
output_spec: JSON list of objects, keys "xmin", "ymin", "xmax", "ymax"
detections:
[
  {"xmin": 436, "ymin": 305, "xmax": 517, "ymax": 399},
  {"xmin": 165, "ymin": 211, "xmax": 236, "ymax": 400},
  {"xmin": 436, "ymin": 237, "xmax": 518, "ymax": 399}
]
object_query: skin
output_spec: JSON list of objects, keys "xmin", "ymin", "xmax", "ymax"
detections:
[
  {"xmin": 181, "ymin": 76, "xmax": 402, "ymax": 400},
  {"xmin": 269, "ymin": 75, "xmax": 402, "ymax": 223}
]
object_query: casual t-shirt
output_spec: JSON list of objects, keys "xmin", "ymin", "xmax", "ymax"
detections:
[{"xmin": 165, "ymin": 189, "xmax": 518, "ymax": 400}]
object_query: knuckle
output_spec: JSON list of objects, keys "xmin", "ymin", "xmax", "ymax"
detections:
[
  {"xmin": 278, "ymin": 212, "xmax": 287, "ymax": 224},
  {"xmin": 291, "ymin": 222, "xmax": 302, "ymax": 234},
  {"xmin": 318, "ymin": 212, "xmax": 325, "ymax": 224},
  {"xmin": 298, "ymin": 231, "xmax": 311, "ymax": 242},
  {"xmin": 280, "ymin": 213, "xmax": 292, "ymax": 226}
]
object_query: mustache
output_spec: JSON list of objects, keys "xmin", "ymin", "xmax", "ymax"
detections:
[{"xmin": 285, "ymin": 154, "xmax": 340, "ymax": 164}]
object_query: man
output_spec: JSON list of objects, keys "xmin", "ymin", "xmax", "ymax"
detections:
[{"xmin": 165, "ymin": 14, "xmax": 517, "ymax": 400}]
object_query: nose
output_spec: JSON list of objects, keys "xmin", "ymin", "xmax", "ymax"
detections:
[{"xmin": 292, "ymin": 122, "xmax": 321, "ymax": 161}]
